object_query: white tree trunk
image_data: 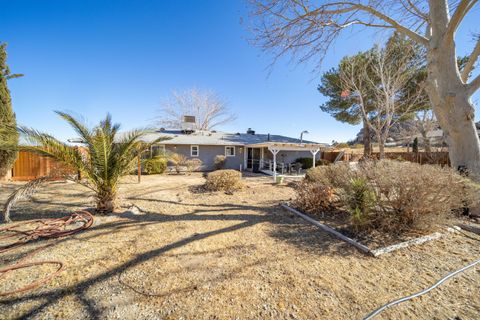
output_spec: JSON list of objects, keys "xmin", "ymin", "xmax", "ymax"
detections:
[{"xmin": 426, "ymin": 1, "xmax": 480, "ymax": 180}]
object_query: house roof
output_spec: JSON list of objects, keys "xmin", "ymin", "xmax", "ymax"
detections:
[{"xmin": 137, "ymin": 129, "xmax": 328, "ymax": 147}]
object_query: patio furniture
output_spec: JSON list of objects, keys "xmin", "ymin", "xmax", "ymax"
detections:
[{"xmin": 289, "ymin": 162, "xmax": 302, "ymax": 175}]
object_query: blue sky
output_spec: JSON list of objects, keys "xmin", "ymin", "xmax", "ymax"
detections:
[{"xmin": 2, "ymin": 1, "xmax": 479, "ymax": 144}]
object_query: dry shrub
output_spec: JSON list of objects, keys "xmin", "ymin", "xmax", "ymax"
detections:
[
  {"xmin": 214, "ymin": 155, "xmax": 227, "ymax": 170},
  {"xmin": 292, "ymin": 181, "xmax": 336, "ymax": 215},
  {"xmin": 305, "ymin": 163, "xmax": 355, "ymax": 188},
  {"xmin": 297, "ymin": 160, "xmax": 479, "ymax": 235},
  {"xmin": 205, "ymin": 169, "xmax": 244, "ymax": 192},
  {"xmin": 360, "ymin": 160, "xmax": 478, "ymax": 233},
  {"xmin": 185, "ymin": 158, "xmax": 203, "ymax": 174},
  {"xmin": 168, "ymin": 153, "xmax": 187, "ymax": 174}
]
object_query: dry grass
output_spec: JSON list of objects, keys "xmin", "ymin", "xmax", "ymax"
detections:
[{"xmin": 0, "ymin": 173, "xmax": 479, "ymax": 319}]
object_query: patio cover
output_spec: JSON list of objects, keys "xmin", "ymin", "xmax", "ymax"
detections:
[{"xmin": 245, "ymin": 142, "xmax": 327, "ymax": 179}]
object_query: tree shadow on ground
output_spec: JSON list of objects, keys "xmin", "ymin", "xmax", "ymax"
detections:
[
  {"xmin": 0, "ymin": 198, "xmax": 360, "ymax": 319},
  {"xmin": 267, "ymin": 208, "xmax": 362, "ymax": 257}
]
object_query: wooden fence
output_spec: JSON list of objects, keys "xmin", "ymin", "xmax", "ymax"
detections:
[
  {"xmin": 322, "ymin": 151, "xmax": 450, "ymax": 166},
  {"xmin": 10, "ymin": 150, "xmax": 451, "ymax": 181},
  {"xmin": 11, "ymin": 151, "xmax": 74, "ymax": 181}
]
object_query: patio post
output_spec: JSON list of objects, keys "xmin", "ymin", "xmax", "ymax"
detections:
[
  {"xmin": 310, "ymin": 149, "xmax": 319, "ymax": 168},
  {"xmin": 269, "ymin": 148, "xmax": 280, "ymax": 181}
]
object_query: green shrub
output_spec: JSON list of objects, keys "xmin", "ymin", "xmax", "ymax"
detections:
[
  {"xmin": 295, "ymin": 158, "xmax": 330, "ymax": 169},
  {"xmin": 296, "ymin": 160, "xmax": 479, "ymax": 235},
  {"xmin": 344, "ymin": 177, "xmax": 376, "ymax": 229},
  {"xmin": 205, "ymin": 169, "xmax": 244, "ymax": 192},
  {"xmin": 214, "ymin": 155, "xmax": 227, "ymax": 170},
  {"xmin": 295, "ymin": 157, "xmax": 313, "ymax": 169},
  {"xmin": 143, "ymin": 156, "xmax": 167, "ymax": 174}
]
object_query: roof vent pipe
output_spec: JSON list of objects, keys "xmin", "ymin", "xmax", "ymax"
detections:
[
  {"xmin": 300, "ymin": 130, "xmax": 309, "ymax": 144},
  {"xmin": 267, "ymin": 133, "xmax": 271, "ymax": 141}
]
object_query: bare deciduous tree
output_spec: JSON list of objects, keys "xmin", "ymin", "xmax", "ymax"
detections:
[
  {"xmin": 157, "ymin": 88, "xmax": 236, "ymax": 131},
  {"xmin": 415, "ymin": 109, "xmax": 438, "ymax": 153},
  {"xmin": 396, "ymin": 110, "xmax": 438, "ymax": 152},
  {"xmin": 339, "ymin": 43, "xmax": 427, "ymax": 158},
  {"xmin": 248, "ymin": 0, "xmax": 480, "ymax": 179}
]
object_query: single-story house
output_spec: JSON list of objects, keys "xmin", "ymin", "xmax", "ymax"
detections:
[{"xmin": 139, "ymin": 127, "xmax": 328, "ymax": 175}]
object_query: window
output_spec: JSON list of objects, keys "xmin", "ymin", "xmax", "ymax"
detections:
[
  {"xmin": 225, "ymin": 146, "xmax": 235, "ymax": 157},
  {"xmin": 151, "ymin": 145, "xmax": 165, "ymax": 157},
  {"xmin": 191, "ymin": 145, "xmax": 199, "ymax": 157}
]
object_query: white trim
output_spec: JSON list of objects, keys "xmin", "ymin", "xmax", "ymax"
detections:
[
  {"xmin": 243, "ymin": 147, "xmax": 247, "ymax": 170},
  {"xmin": 190, "ymin": 145, "xmax": 199, "ymax": 157},
  {"xmin": 310, "ymin": 149, "xmax": 319, "ymax": 168},
  {"xmin": 225, "ymin": 146, "xmax": 235, "ymax": 157}
]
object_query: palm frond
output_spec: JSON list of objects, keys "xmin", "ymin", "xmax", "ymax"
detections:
[
  {"xmin": 19, "ymin": 126, "xmax": 91, "ymax": 179},
  {"xmin": 18, "ymin": 112, "xmax": 167, "ymax": 213},
  {"xmin": 54, "ymin": 111, "xmax": 94, "ymax": 146},
  {"xmin": 2, "ymin": 176, "xmax": 49, "ymax": 223}
]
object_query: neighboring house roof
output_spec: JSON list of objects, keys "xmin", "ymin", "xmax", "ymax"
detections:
[{"xmin": 138, "ymin": 129, "xmax": 327, "ymax": 147}]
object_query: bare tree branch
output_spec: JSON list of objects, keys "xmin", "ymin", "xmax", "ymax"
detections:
[
  {"xmin": 468, "ymin": 73, "xmax": 480, "ymax": 95},
  {"xmin": 156, "ymin": 88, "xmax": 236, "ymax": 131},
  {"xmin": 339, "ymin": 40, "xmax": 424, "ymax": 157},
  {"xmin": 446, "ymin": 0, "xmax": 478, "ymax": 38},
  {"xmin": 462, "ymin": 37, "xmax": 480, "ymax": 82},
  {"xmin": 401, "ymin": 0, "xmax": 429, "ymax": 21}
]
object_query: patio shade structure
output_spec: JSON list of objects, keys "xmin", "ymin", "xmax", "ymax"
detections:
[{"xmin": 245, "ymin": 142, "xmax": 325, "ymax": 180}]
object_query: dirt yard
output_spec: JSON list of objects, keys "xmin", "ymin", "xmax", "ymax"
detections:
[{"xmin": 0, "ymin": 173, "xmax": 479, "ymax": 319}]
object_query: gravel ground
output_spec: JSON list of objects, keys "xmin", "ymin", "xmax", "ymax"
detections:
[{"xmin": 0, "ymin": 173, "xmax": 479, "ymax": 319}]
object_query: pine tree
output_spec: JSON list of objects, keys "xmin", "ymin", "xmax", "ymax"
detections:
[{"xmin": 0, "ymin": 43, "xmax": 22, "ymax": 178}]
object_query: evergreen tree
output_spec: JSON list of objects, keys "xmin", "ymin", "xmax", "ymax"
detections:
[
  {"xmin": 318, "ymin": 34, "xmax": 427, "ymax": 156},
  {"xmin": 318, "ymin": 52, "xmax": 373, "ymax": 156},
  {"xmin": 0, "ymin": 43, "xmax": 23, "ymax": 178}
]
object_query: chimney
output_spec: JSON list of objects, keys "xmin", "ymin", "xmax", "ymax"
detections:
[
  {"xmin": 267, "ymin": 133, "xmax": 270, "ymax": 141},
  {"xmin": 246, "ymin": 128, "xmax": 255, "ymax": 135}
]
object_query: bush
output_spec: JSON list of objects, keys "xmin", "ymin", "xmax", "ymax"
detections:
[
  {"xmin": 168, "ymin": 153, "xmax": 187, "ymax": 174},
  {"xmin": 292, "ymin": 182, "xmax": 336, "ymax": 215},
  {"xmin": 316, "ymin": 159, "xmax": 330, "ymax": 166},
  {"xmin": 205, "ymin": 169, "xmax": 244, "ymax": 192},
  {"xmin": 351, "ymin": 143, "xmax": 364, "ymax": 149},
  {"xmin": 344, "ymin": 177, "xmax": 376, "ymax": 230},
  {"xmin": 143, "ymin": 156, "xmax": 167, "ymax": 174},
  {"xmin": 294, "ymin": 158, "xmax": 328, "ymax": 169},
  {"xmin": 214, "ymin": 155, "xmax": 227, "ymax": 170},
  {"xmin": 185, "ymin": 158, "xmax": 203, "ymax": 174},
  {"xmin": 297, "ymin": 160, "xmax": 479, "ymax": 235},
  {"xmin": 295, "ymin": 157, "xmax": 313, "ymax": 169},
  {"xmin": 335, "ymin": 142, "xmax": 350, "ymax": 148}
]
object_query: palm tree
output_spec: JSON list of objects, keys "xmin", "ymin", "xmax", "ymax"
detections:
[{"xmin": 20, "ymin": 111, "xmax": 159, "ymax": 213}]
